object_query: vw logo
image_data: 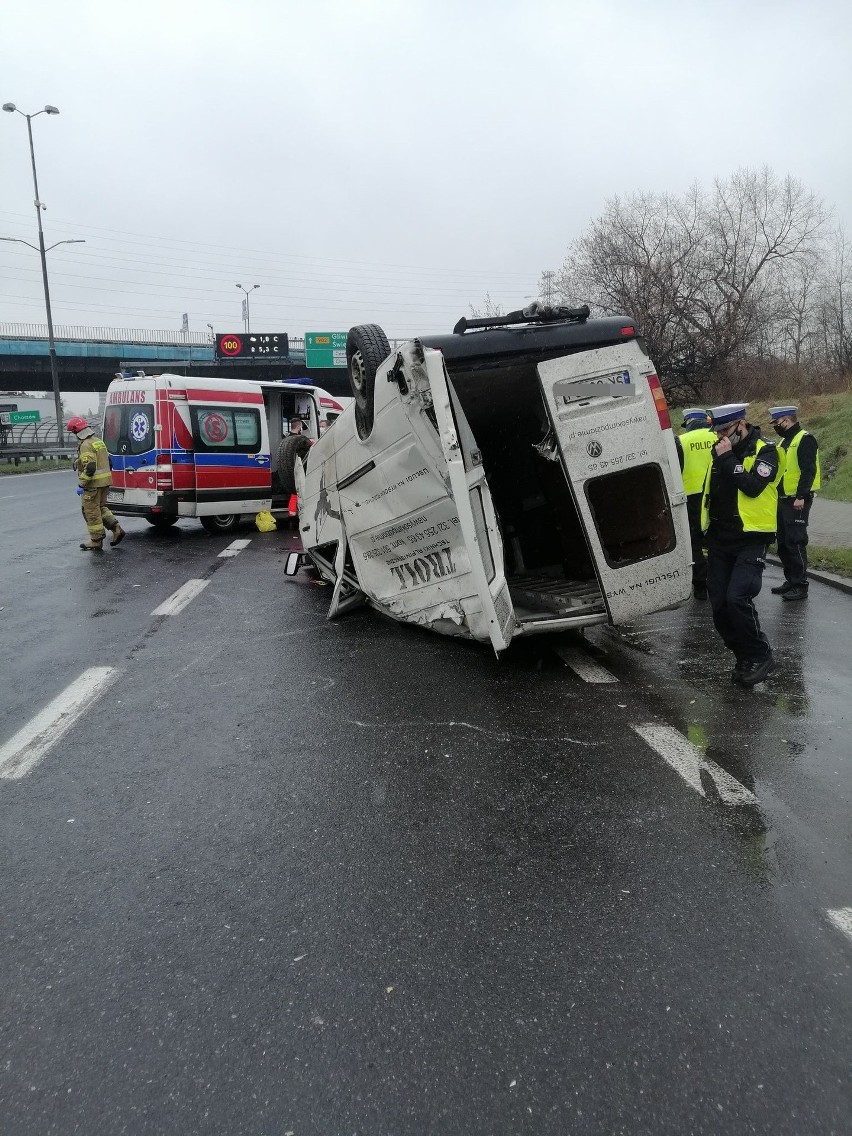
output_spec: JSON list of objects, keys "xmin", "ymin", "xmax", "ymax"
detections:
[{"xmin": 586, "ymin": 439, "xmax": 603, "ymax": 458}]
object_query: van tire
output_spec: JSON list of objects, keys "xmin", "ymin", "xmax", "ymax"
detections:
[
  {"xmin": 277, "ymin": 434, "xmax": 312, "ymax": 496},
  {"xmin": 201, "ymin": 514, "xmax": 241, "ymax": 534},
  {"xmin": 145, "ymin": 515, "xmax": 178, "ymax": 529},
  {"xmin": 347, "ymin": 324, "xmax": 391, "ymax": 440}
]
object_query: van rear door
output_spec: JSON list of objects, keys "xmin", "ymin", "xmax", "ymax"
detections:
[
  {"xmin": 537, "ymin": 343, "xmax": 691, "ymax": 623},
  {"xmin": 186, "ymin": 384, "xmax": 272, "ymax": 514},
  {"xmin": 421, "ymin": 348, "xmax": 514, "ymax": 652}
]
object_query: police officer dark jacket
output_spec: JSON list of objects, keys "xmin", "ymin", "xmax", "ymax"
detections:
[
  {"xmin": 772, "ymin": 418, "xmax": 821, "ymax": 498},
  {"xmin": 701, "ymin": 423, "xmax": 781, "ymax": 543}
]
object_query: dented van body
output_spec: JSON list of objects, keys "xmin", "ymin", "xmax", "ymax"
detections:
[{"xmin": 293, "ymin": 309, "xmax": 691, "ymax": 651}]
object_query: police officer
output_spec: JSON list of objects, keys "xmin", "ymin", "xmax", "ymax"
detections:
[
  {"xmin": 67, "ymin": 416, "xmax": 124, "ymax": 552},
  {"xmin": 768, "ymin": 405, "xmax": 820, "ymax": 602},
  {"xmin": 701, "ymin": 403, "xmax": 781, "ymax": 687},
  {"xmin": 675, "ymin": 408, "xmax": 716, "ymax": 599}
]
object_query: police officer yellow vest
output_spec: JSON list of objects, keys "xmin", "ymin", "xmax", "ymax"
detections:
[
  {"xmin": 782, "ymin": 429, "xmax": 820, "ymax": 495},
  {"xmin": 680, "ymin": 428, "xmax": 716, "ymax": 495},
  {"xmin": 700, "ymin": 438, "xmax": 781, "ymax": 534}
]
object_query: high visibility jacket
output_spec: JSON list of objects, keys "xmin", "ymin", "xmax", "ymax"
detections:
[
  {"xmin": 77, "ymin": 436, "xmax": 112, "ymax": 488},
  {"xmin": 701, "ymin": 437, "xmax": 782, "ymax": 535},
  {"xmin": 680, "ymin": 427, "xmax": 716, "ymax": 495},
  {"xmin": 781, "ymin": 429, "xmax": 821, "ymax": 495}
]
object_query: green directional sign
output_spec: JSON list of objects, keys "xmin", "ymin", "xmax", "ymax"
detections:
[
  {"xmin": 305, "ymin": 332, "xmax": 347, "ymax": 369},
  {"xmin": 0, "ymin": 410, "xmax": 40, "ymax": 425}
]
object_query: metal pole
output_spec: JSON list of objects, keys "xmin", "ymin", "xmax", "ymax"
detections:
[
  {"xmin": 25, "ymin": 114, "xmax": 64, "ymax": 445},
  {"xmin": 246, "ymin": 289, "xmax": 251, "ymax": 333}
]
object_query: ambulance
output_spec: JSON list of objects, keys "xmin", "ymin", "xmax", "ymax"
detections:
[
  {"xmin": 289, "ymin": 306, "xmax": 693, "ymax": 651},
  {"xmin": 101, "ymin": 372, "xmax": 345, "ymax": 533}
]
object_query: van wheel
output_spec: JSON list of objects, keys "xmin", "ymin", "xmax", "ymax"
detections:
[
  {"xmin": 145, "ymin": 515, "xmax": 178, "ymax": 529},
  {"xmin": 277, "ymin": 434, "xmax": 312, "ymax": 496},
  {"xmin": 347, "ymin": 324, "xmax": 391, "ymax": 440},
  {"xmin": 201, "ymin": 514, "xmax": 241, "ymax": 534}
]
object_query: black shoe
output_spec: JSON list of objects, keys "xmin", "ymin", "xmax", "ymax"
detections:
[
  {"xmin": 693, "ymin": 585, "xmax": 708, "ymax": 601},
  {"xmin": 771, "ymin": 581, "xmax": 793, "ymax": 595},
  {"xmin": 737, "ymin": 655, "xmax": 776, "ymax": 687},
  {"xmin": 782, "ymin": 586, "xmax": 808, "ymax": 602},
  {"xmin": 731, "ymin": 661, "xmax": 746, "ymax": 684}
]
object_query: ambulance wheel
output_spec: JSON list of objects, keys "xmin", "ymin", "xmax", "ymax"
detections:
[
  {"xmin": 201, "ymin": 514, "xmax": 241, "ymax": 534},
  {"xmin": 145, "ymin": 515, "xmax": 178, "ymax": 529},
  {"xmin": 278, "ymin": 434, "xmax": 312, "ymax": 496},
  {"xmin": 347, "ymin": 323, "xmax": 391, "ymax": 441}
]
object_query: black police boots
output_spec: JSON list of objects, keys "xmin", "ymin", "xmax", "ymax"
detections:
[
  {"xmin": 771, "ymin": 581, "xmax": 792, "ymax": 594},
  {"xmin": 736, "ymin": 655, "xmax": 777, "ymax": 687},
  {"xmin": 782, "ymin": 586, "xmax": 808, "ymax": 602}
]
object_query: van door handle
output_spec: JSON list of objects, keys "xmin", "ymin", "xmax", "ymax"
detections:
[{"xmin": 254, "ymin": 455, "xmax": 270, "ymax": 464}]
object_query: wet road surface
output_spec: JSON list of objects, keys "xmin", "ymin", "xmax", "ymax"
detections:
[{"xmin": 1, "ymin": 471, "xmax": 850, "ymax": 1134}]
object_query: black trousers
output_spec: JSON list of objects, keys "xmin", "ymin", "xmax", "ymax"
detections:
[
  {"xmin": 706, "ymin": 538, "xmax": 771, "ymax": 664},
  {"xmin": 777, "ymin": 495, "xmax": 812, "ymax": 587},
  {"xmin": 686, "ymin": 493, "xmax": 707, "ymax": 588}
]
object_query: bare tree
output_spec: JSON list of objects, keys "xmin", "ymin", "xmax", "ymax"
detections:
[
  {"xmin": 556, "ymin": 168, "xmax": 831, "ymax": 397},
  {"xmin": 468, "ymin": 292, "xmax": 504, "ymax": 318}
]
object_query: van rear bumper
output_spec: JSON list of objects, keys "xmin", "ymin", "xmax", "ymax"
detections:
[{"xmin": 107, "ymin": 490, "xmax": 180, "ymax": 520}]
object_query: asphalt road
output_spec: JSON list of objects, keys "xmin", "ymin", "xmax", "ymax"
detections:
[{"xmin": 1, "ymin": 471, "xmax": 850, "ymax": 1135}]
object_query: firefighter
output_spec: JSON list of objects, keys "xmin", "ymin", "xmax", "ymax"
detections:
[
  {"xmin": 768, "ymin": 405, "xmax": 820, "ymax": 602},
  {"xmin": 701, "ymin": 403, "xmax": 782, "ymax": 687},
  {"xmin": 66, "ymin": 416, "xmax": 124, "ymax": 552},
  {"xmin": 675, "ymin": 408, "xmax": 716, "ymax": 599}
]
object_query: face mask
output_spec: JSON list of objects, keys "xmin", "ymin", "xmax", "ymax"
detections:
[{"xmin": 773, "ymin": 423, "xmax": 786, "ymax": 436}]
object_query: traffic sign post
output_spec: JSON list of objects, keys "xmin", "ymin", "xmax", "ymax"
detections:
[
  {"xmin": 0, "ymin": 410, "xmax": 40, "ymax": 425},
  {"xmin": 215, "ymin": 333, "xmax": 289, "ymax": 359},
  {"xmin": 305, "ymin": 332, "xmax": 347, "ymax": 368}
]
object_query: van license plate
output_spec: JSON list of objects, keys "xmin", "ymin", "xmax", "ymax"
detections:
[
  {"xmin": 555, "ymin": 372, "xmax": 635, "ymax": 404},
  {"xmin": 107, "ymin": 489, "xmax": 124, "ymax": 502}
]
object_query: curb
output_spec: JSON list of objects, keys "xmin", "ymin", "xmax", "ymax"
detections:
[{"xmin": 767, "ymin": 554, "xmax": 852, "ymax": 597}]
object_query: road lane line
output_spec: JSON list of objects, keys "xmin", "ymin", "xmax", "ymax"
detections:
[
  {"xmin": 218, "ymin": 538, "xmax": 252, "ymax": 558},
  {"xmin": 632, "ymin": 723, "xmax": 757, "ymax": 806},
  {"xmin": 151, "ymin": 578, "xmax": 209, "ymax": 617},
  {"xmin": 0, "ymin": 667, "xmax": 118, "ymax": 781},
  {"xmin": 827, "ymin": 908, "xmax": 852, "ymax": 943},
  {"xmin": 556, "ymin": 646, "xmax": 618, "ymax": 683}
]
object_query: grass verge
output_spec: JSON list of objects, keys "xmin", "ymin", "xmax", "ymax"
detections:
[
  {"xmin": 0, "ymin": 458, "xmax": 74, "ymax": 476},
  {"xmin": 807, "ymin": 545, "xmax": 852, "ymax": 579}
]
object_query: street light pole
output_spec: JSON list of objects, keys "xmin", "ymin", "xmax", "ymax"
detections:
[
  {"xmin": 235, "ymin": 283, "xmax": 260, "ymax": 334},
  {"xmin": 3, "ymin": 101, "xmax": 65, "ymax": 443}
]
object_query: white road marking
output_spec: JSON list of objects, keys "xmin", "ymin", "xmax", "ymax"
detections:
[
  {"xmin": 0, "ymin": 667, "xmax": 118, "ymax": 781},
  {"xmin": 556, "ymin": 646, "xmax": 618, "ymax": 683},
  {"xmin": 218, "ymin": 538, "xmax": 252, "ymax": 558},
  {"xmin": 0, "ymin": 494, "xmax": 17, "ymax": 500},
  {"xmin": 826, "ymin": 908, "xmax": 852, "ymax": 943},
  {"xmin": 151, "ymin": 578, "xmax": 209, "ymax": 617},
  {"xmin": 632, "ymin": 723, "xmax": 757, "ymax": 806}
]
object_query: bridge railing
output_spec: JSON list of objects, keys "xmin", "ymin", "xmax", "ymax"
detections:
[{"xmin": 0, "ymin": 322, "xmax": 215, "ymax": 345}]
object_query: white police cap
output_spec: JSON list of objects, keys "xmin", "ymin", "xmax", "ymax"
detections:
[
  {"xmin": 682, "ymin": 408, "xmax": 709, "ymax": 422},
  {"xmin": 769, "ymin": 405, "xmax": 798, "ymax": 421},
  {"xmin": 709, "ymin": 403, "xmax": 749, "ymax": 427}
]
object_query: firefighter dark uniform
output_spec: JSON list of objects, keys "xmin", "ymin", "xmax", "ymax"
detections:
[
  {"xmin": 768, "ymin": 405, "xmax": 820, "ymax": 601},
  {"xmin": 67, "ymin": 417, "xmax": 124, "ymax": 552},
  {"xmin": 701, "ymin": 403, "xmax": 782, "ymax": 687},
  {"xmin": 675, "ymin": 408, "xmax": 716, "ymax": 599}
]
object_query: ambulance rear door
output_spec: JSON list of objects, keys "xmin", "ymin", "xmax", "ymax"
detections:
[
  {"xmin": 537, "ymin": 342, "xmax": 691, "ymax": 624},
  {"xmin": 102, "ymin": 376, "xmax": 160, "ymax": 511},
  {"xmin": 185, "ymin": 382, "xmax": 272, "ymax": 514}
]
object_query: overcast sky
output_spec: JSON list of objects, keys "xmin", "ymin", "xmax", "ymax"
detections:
[{"xmin": 2, "ymin": 0, "xmax": 851, "ymax": 356}]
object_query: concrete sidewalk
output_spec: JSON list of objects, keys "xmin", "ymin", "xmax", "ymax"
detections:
[{"xmin": 808, "ymin": 498, "xmax": 852, "ymax": 549}]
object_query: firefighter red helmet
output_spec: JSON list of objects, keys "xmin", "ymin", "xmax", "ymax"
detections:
[{"xmin": 66, "ymin": 416, "xmax": 89, "ymax": 433}]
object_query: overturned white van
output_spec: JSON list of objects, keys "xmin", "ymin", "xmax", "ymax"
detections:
[{"xmin": 289, "ymin": 305, "xmax": 691, "ymax": 652}]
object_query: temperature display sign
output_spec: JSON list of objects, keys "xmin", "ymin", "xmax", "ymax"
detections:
[{"xmin": 216, "ymin": 333, "xmax": 289, "ymax": 358}]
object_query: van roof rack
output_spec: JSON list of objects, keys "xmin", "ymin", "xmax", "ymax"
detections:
[{"xmin": 453, "ymin": 303, "xmax": 590, "ymax": 335}]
